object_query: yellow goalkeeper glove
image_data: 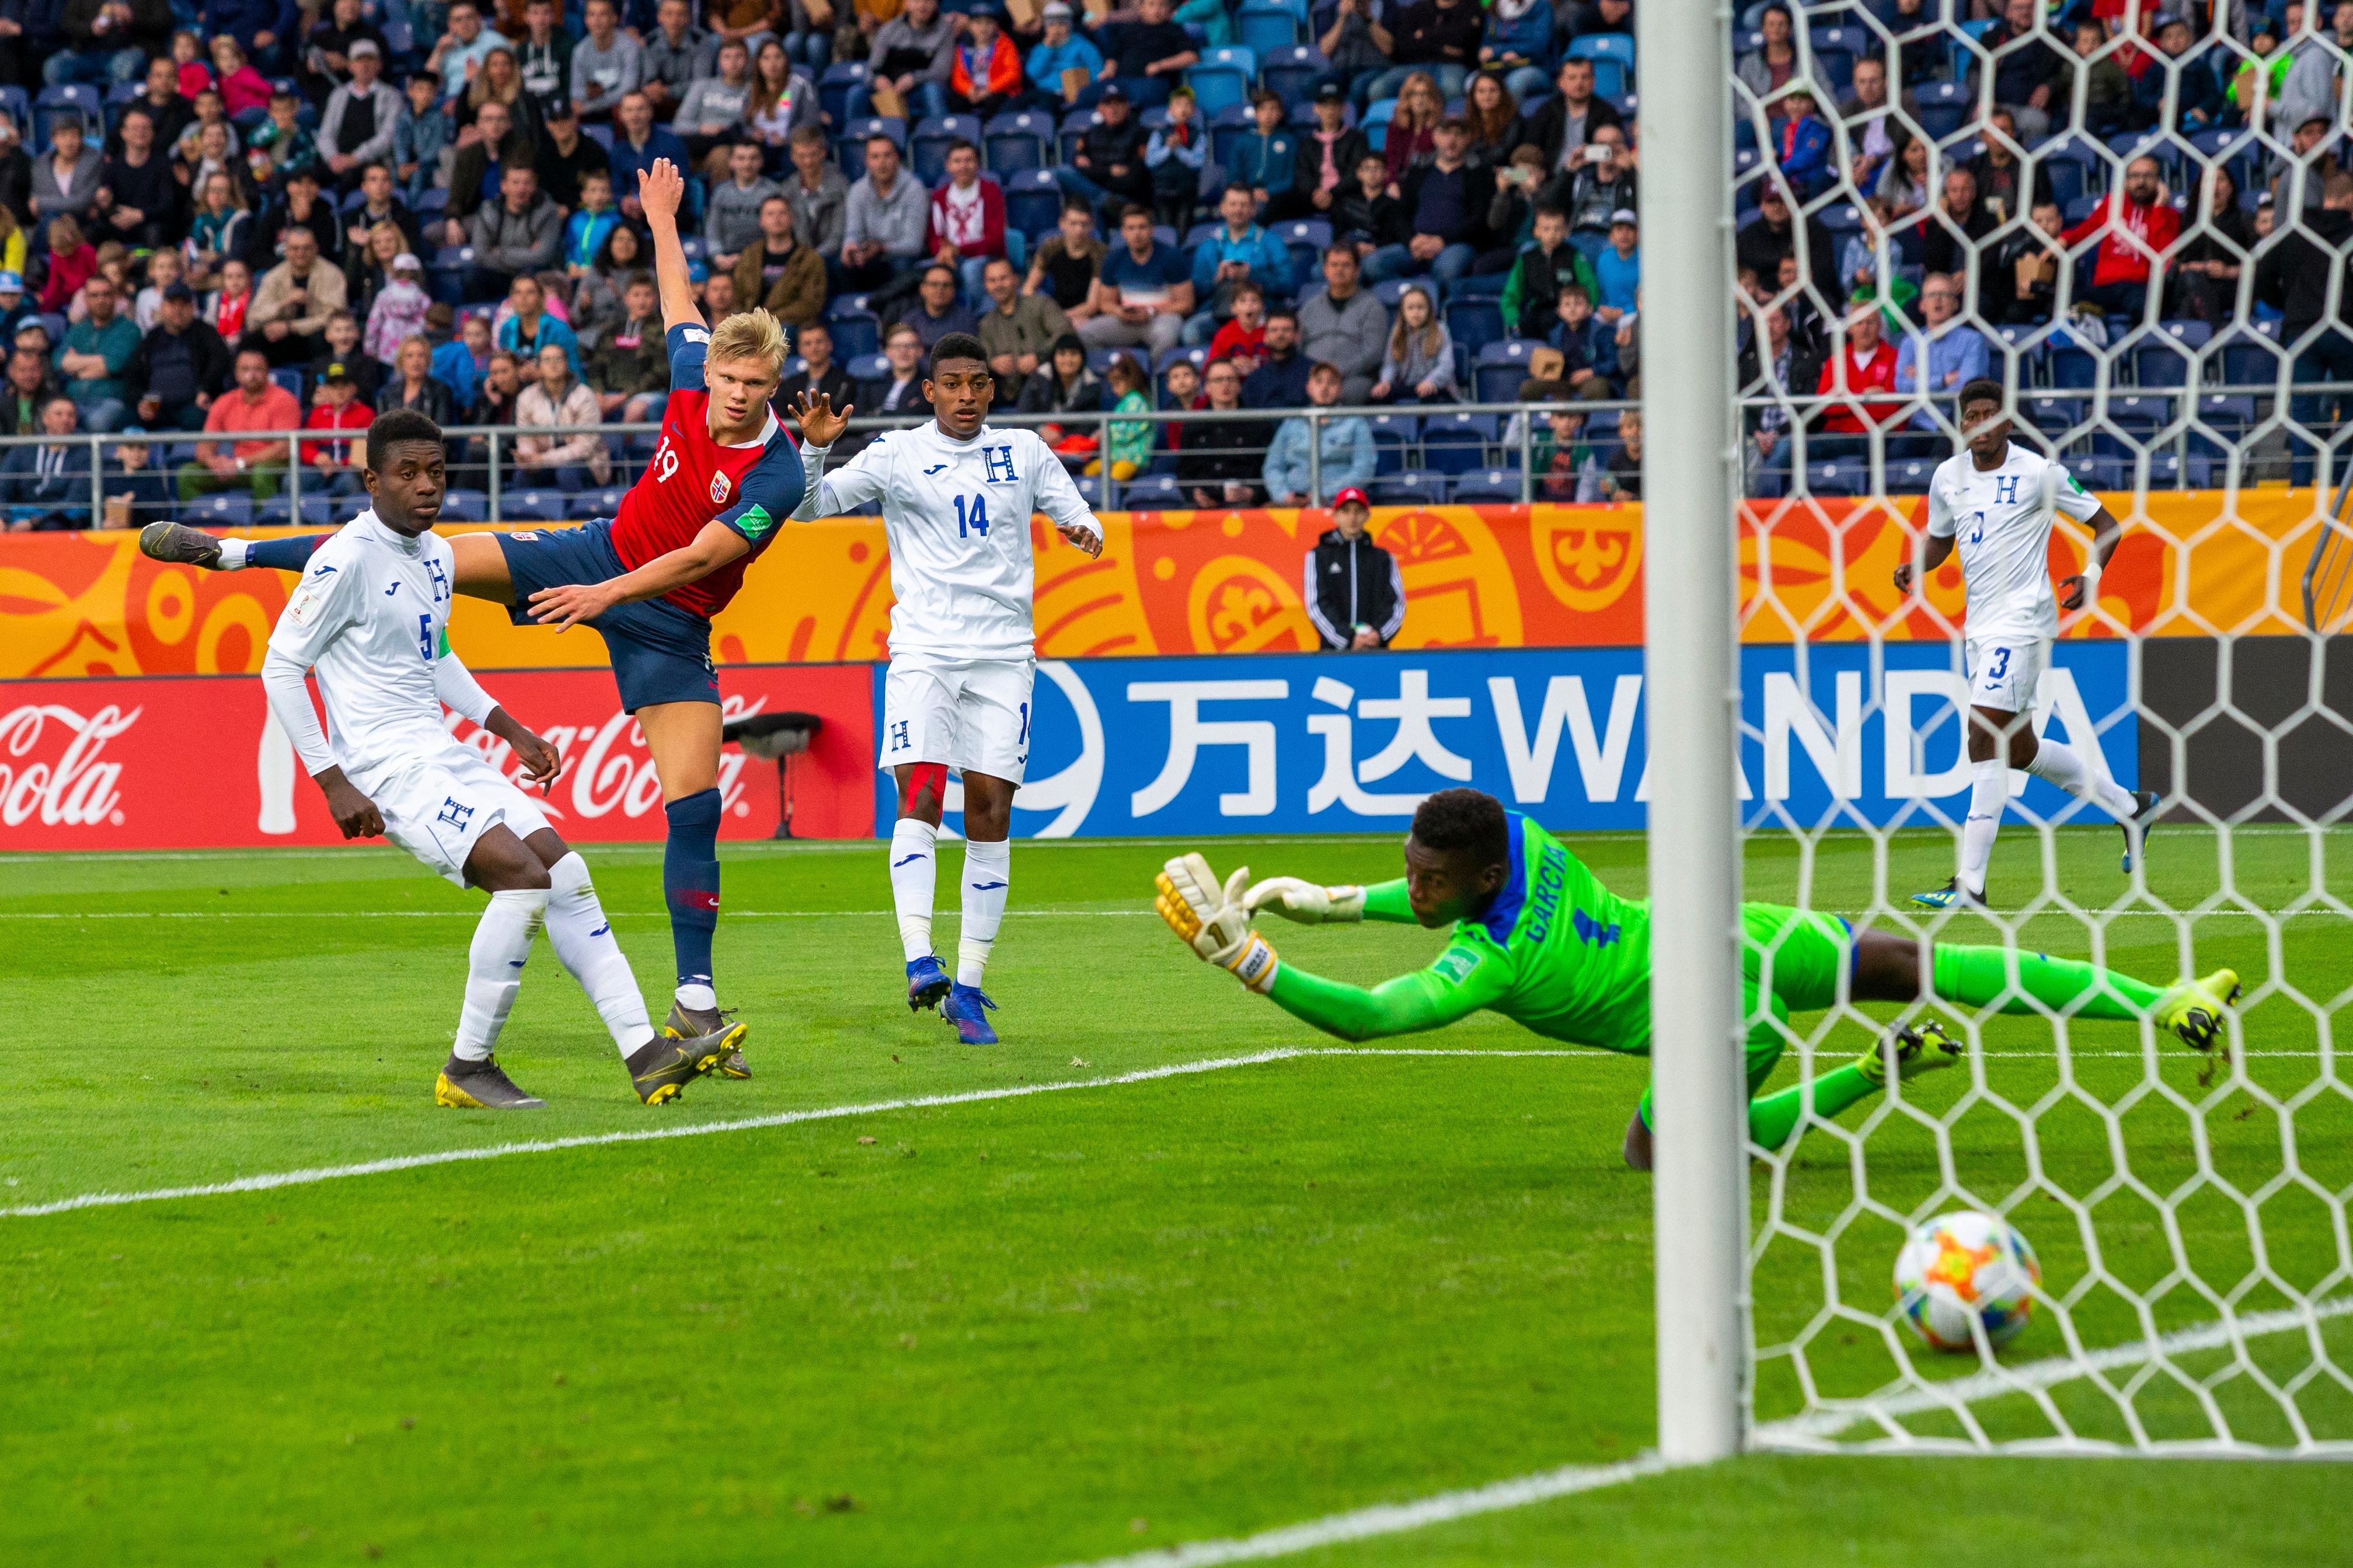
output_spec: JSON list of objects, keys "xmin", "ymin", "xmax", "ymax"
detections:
[
  {"xmin": 1154, "ymin": 852, "xmax": 1280, "ymax": 994},
  {"xmin": 1240, "ymin": 876, "xmax": 1367, "ymax": 924}
]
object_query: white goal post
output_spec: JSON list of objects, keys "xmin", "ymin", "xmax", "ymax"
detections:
[{"xmin": 1638, "ymin": 0, "xmax": 2353, "ymax": 1461}]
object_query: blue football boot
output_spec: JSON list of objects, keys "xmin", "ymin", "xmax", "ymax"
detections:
[
  {"xmin": 1909, "ymin": 878, "xmax": 1984, "ymax": 911},
  {"xmin": 907, "ymin": 955, "xmax": 951, "ymax": 1011},
  {"xmin": 943, "ymin": 983, "xmax": 998, "ymax": 1045},
  {"xmin": 2121, "ymin": 789, "xmax": 2162, "ymax": 873}
]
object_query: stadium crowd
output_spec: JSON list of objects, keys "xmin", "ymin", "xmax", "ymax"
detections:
[{"xmin": 0, "ymin": 0, "xmax": 2337, "ymax": 524}]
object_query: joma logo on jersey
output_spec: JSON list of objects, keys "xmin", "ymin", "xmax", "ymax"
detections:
[
  {"xmin": 435, "ymin": 796, "xmax": 475, "ymax": 830},
  {"xmin": 984, "ymin": 446, "xmax": 1017, "ymax": 483},
  {"xmin": 1995, "ymin": 476, "xmax": 2021, "ymax": 504}
]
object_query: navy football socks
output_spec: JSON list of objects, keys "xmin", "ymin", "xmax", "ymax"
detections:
[
  {"xmin": 243, "ymin": 533, "xmax": 330, "ymax": 571},
  {"xmin": 664, "ymin": 788, "xmax": 723, "ymax": 993}
]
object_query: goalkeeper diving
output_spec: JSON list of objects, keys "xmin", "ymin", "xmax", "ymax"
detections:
[{"xmin": 1155, "ymin": 789, "xmax": 2240, "ymax": 1169}]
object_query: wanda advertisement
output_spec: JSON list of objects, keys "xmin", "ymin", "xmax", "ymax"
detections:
[{"xmin": 0, "ymin": 663, "xmax": 877, "ymax": 851}]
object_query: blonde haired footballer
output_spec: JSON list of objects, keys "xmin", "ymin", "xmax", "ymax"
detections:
[
  {"xmin": 789, "ymin": 333, "xmax": 1102, "ymax": 1043},
  {"xmin": 1897, "ymin": 379, "xmax": 2162, "ymax": 909}
]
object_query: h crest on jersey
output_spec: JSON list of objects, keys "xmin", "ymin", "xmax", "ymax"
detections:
[
  {"xmin": 710, "ymin": 470, "xmax": 731, "ymax": 504},
  {"xmin": 984, "ymin": 445, "xmax": 1017, "ymax": 484}
]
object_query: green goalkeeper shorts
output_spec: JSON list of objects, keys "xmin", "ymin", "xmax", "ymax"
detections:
[{"xmin": 1738, "ymin": 902, "xmax": 1854, "ymax": 1091}]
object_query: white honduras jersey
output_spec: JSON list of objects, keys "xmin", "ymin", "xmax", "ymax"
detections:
[
  {"xmin": 1925, "ymin": 442, "xmax": 2103, "ymax": 642},
  {"xmin": 265, "ymin": 510, "xmax": 462, "ymax": 784},
  {"xmin": 799, "ymin": 421, "xmax": 1100, "ymax": 660}
]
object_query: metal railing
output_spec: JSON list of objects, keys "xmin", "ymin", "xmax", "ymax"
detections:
[{"xmin": 0, "ymin": 382, "xmax": 2340, "ymax": 529}]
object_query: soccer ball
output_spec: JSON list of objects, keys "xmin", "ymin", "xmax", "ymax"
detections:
[{"xmin": 1892, "ymin": 1210, "xmax": 2041, "ymax": 1353}]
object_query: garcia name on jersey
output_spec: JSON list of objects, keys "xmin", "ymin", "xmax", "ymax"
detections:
[{"xmin": 606, "ymin": 323, "xmax": 806, "ymax": 621}]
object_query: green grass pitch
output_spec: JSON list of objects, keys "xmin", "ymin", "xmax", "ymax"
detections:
[{"xmin": 3, "ymin": 827, "xmax": 2349, "ymax": 1566}]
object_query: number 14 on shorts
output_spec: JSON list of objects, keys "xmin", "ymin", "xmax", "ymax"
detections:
[{"xmin": 952, "ymin": 494, "xmax": 992, "ymax": 538}]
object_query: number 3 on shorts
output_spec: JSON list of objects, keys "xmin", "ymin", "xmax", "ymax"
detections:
[{"xmin": 1988, "ymin": 647, "xmax": 2011, "ymax": 680}]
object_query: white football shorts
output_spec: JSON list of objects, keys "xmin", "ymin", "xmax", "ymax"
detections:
[
  {"xmin": 1964, "ymin": 634, "xmax": 2048, "ymax": 716},
  {"xmin": 877, "ymin": 653, "xmax": 1036, "ymax": 785},
  {"xmin": 361, "ymin": 746, "xmax": 554, "ymax": 888}
]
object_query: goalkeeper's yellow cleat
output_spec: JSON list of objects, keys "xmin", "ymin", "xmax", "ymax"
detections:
[
  {"xmin": 2157, "ymin": 969, "xmax": 2240, "ymax": 1056},
  {"xmin": 1855, "ymin": 1019, "xmax": 1964, "ymax": 1087}
]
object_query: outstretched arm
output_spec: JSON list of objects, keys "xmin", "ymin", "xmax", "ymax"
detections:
[
  {"xmin": 1245, "ymin": 875, "xmax": 1419, "ymax": 924},
  {"xmin": 525, "ymin": 521, "xmax": 751, "ymax": 628},
  {"xmin": 1264, "ymin": 953, "xmax": 1510, "ymax": 1042},
  {"xmin": 637, "ymin": 159, "xmax": 706, "ymax": 335}
]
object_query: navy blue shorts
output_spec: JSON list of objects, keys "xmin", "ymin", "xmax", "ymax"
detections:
[{"xmin": 496, "ymin": 521, "xmax": 720, "ymax": 711}]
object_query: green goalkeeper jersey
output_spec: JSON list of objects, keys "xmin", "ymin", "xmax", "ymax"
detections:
[{"xmin": 1267, "ymin": 813, "xmax": 1658, "ymax": 1051}]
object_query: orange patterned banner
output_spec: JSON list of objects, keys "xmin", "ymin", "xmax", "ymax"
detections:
[{"xmin": 1, "ymin": 493, "xmax": 2334, "ymax": 680}]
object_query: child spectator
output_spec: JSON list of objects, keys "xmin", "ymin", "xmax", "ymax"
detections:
[
  {"xmin": 1145, "ymin": 87, "xmax": 1208, "ymax": 233},
  {"xmin": 249, "ymin": 91, "xmax": 322, "ymax": 180},
  {"xmin": 563, "ymin": 170, "xmax": 622, "ymax": 274},
  {"xmin": 206, "ymin": 258, "xmax": 255, "ymax": 343},
  {"xmin": 39, "ymin": 218, "xmax": 96, "ymax": 316},
  {"xmin": 301, "ymin": 361, "xmax": 374, "ymax": 495},
  {"xmin": 1369, "ymin": 284, "xmax": 1457, "ymax": 404},
  {"xmin": 1334, "ymin": 152, "xmax": 1404, "ymax": 256},
  {"xmin": 1087, "ymin": 352, "xmax": 1154, "ymax": 480},
  {"xmin": 393, "ymin": 73, "xmax": 455, "ymax": 206},
  {"xmin": 1547, "ymin": 283, "xmax": 1617, "ymax": 394},
  {"xmin": 365, "ymin": 254, "xmax": 433, "ymax": 364},
  {"xmin": 1774, "ymin": 89, "xmax": 1832, "ymax": 200},
  {"xmin": 1208, "ymin": 281, "xmax": 1267, "ymax": 374},
  {"xmin": 172, "ymin": 30, "xmax": 215, "ymax": 99},
  {"xmin": 1230, "ymin": 92, "xmax": 1296, "ymax": 215},
  {"xmin": 133, "ymin": 249, "xmax": 187, "ymax": 333},
  {"xmin": 947, "ymin": 5, "xmax": 1022, "ymax": 121},
  {"xmin": 212, "ymin": 39, "xmax": 276, "ymax": 120}
]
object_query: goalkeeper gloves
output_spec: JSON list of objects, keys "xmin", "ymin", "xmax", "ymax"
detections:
[
  {"xmin": 1155, "ymin": 853, "xmax": 1279, "ymax": 994},
  {"xmin": 1241, "ymin": 876, "xmax": 1367, "ymax": 924}
]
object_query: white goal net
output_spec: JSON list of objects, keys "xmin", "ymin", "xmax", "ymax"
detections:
[{"xmin": 1707, "ymin": 0, "xmax": 2353, "ymax": 1456}]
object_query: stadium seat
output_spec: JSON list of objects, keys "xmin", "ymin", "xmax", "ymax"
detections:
[
  {"xmin": 587, "ymin": 488, "xmax": 628, "ymax": 518},
  {"xmin": 983, "ymin": 110, "xmax": 1051, "ymax": 174},
  {"xmin": 1261, "ymin": 46, "xmax": 1327, "ymax": 107},
  {"xmin": 1567, "ymin": 33, "xmax": 1634, "ymax": 68},
  {"xmin": 1445, "ymin": 299, "xmax": 1504, "ymax": 355},
  {"xmin": 270, "ymin": 369, "xmax": 305, "ymax": 402},
  {"xmin": 2101, "ymin": 392, "xmax": 2171, "ymax": 432},
  {"xmin": 1369, "ymin": 277, "xmax": 1437, "ymax": 309},
  {"xmin": 818, "ymin": 61, "xmax": 869, "ymax": 128},
  {"xmin": 1187, "ymin": 57, "xmax": 1253, "ymax": 117},
  {"xmin": 504, "ymin": 488, "xmax": 573, "ymax": 522},
  {"xmin": 1911, "ymin": 81, "xmax": 1969, "ymax": 140},
  {"xmin": 0, "ymin": 87, "xmax": 30, "ymax": 146},
  {"xmin": 2217, "ymin": 327, "xmax": 2285, "ymax": 391},
  {"xmin": 259, "ymin": 494, "xmax": 336, "ymax": 529},
  {"xmin": 1802, "ymin": 458, "xmax": 1862, "ymax": 498},
  {"xmin": 1372, "ymin": 469, "xmax": 1449, "ymax": 505},
  {"xmin": 1236, "ymin": 2, "xmax": 1299, "ymax": 55},
  {"xmin": 34, "ymin": 85, "xmax": 103, "ymax": 149},
  {"xmin": 439, "ymin": 489, "xmax": 489, "ymax": 523},
  {"xmin": 1363, "ymin": 411, "xmax": 1417, "ymax": 474},
  {"xmin": 1421, "ymin": 428, "xmax": 1488, "ymax": 475},
  {"xmin": 183, "ymin": 493, "xmax": 255, "ymax": 528},
  {"xmin": 848, "ymin": 352, "xmax": 890, "ymax": 383},
  {"xmin": 823, "ymin": 308, "xmax": 880, "ymax": 360},
  {"xmin": 1886, "ymin": 456, "xmax": 1939, "ymax": 494},
  {"xmin": 2049, "ymin": 346, "xmax": 2100, "ymax": 390},
  {"xmin": 1120, "ymin": 472, "xmax": 1184, "ymax": 508},
  {"xmin": 1474, "ymin": 340, "xmax": 1543, "ymax": 404},
  {"xmin": 2024, "ymin": 396, "xmax": 2083, "ymax": 434},
  {"xmin": 1451, "ymin": 467, "xmax": 1524, "ymax": 504},
  {"xmin": 1004, "ymin": 167, "xmax": 1064, "ymax": 240},
  {"xmin": 2146, "ymin": 453, "xmax": 2213, "ymax": 491},
  {"xmin": 2187, "ymin": 393, "xmax": 2257, "ymax": 458},
  {"xmin": 2060, "ymin": 454, "xmax": 2124, "ymax": 491},
  {"xmin": 911, "ymin": 114, "xmax": 982, "ymax": 184}
]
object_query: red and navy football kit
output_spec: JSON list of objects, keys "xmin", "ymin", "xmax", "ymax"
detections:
[{"xmin": 496, "ymin": 323, "xmax": 808, "ymax": 710}]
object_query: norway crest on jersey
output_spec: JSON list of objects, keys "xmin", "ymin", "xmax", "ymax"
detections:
[{"xmin": 710, "ymin": 470, "xmax": 732, "ymax": 505}]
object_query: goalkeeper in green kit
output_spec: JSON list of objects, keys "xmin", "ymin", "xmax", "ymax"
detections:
[{"xmin": 1153, "ymin": 789, "xmax": 2240, "ymax": 1169}]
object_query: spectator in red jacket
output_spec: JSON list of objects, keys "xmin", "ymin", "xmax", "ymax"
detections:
[
  {"xmin": 1814, "ymin": 301, "xmax": 1902, "ymax": 460},
  {"xmin": 948, "ymin": 6, "xmax": 1023, "ymax": 122},
  {"xmin": 926, "ymin": 139, "xmax": 1009, "ymax": 305},
  {"xmin": 2059, "ymin": 155, "xmax": 2181, "ymax": 322}
]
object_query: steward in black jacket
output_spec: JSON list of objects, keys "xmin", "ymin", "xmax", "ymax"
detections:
[{"xmin": 1304, "ymin": 500, "xmax": 1404, "ymax": 650}]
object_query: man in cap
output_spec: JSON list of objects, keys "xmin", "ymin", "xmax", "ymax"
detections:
[
  {"xmin": 128, "ymin": 282, "xmax": 235, "ymax": 432},
  {"xmin": 301, "ymin": 359, "xmax": 374, "ymax": 496},
  {"xmin": 1024, "ymin": 3, "xmax": 1104, "ymax": 108},
  {"xmin": 321, "ymin": 38, "xmax": 406, "ymax": 193},
  {"xmin": 1304, "ymin": 485, "xmax": 1404, "ymax": 650}
]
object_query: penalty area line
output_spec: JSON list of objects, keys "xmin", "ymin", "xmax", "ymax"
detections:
[
  {"xmin": 1048, "ymin": 1299, "xmax": 2353, "ymax": 1568},
  {"xmin": 0, "ymin": 1047, "xmax": 1578, "ymax": 1220}
]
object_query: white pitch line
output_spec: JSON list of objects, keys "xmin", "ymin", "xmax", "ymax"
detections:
[
  {"xmin": 0, "ymin": 1047, "xmax": 1581, "ymax": 1220},
  {"xmin": 1755, "ymin": 1294, "xmax": 2353, "ymax": 1451},
  {"xmin": 0, "ymin": 907, "xmax": 2338, "ymax": 920},
  {"xmin": 1051, "ymin": 1298, "xmax": 2353, "ymax": 1568}
]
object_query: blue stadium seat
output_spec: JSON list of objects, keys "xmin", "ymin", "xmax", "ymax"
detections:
[
  {"xmin": 2024, "ymin": 396, "xmax": 2082, "ymax": 434},
  {"xmin": 1446, "ymin": 270, "xmax": 1507, "ymax": 301},
  {"xmin": 1474, "ymin": 340, "xmax": 1543, "ymax": 404},
  {"xmin": 1187, "ymin": 50, "xmax": 1256, "ymax": 116},
  {"xmin": 1236, "ymin": 2, "xmax": 1299, "ymax": 55},
  {"xmin": 2146, "ymin": 453, "xmax": 2212, "ymax": 490},
  {"xmin": 504, "ymin": 488, "xmax": 573, "ymax": 522},
  {"xmin": 2187, "ymin": 393, "xmax": 2257, "ymax": 459},
  {"xmin": 848, "ymin": 352, "xmax": 890, "ymax": 382},
  {"xmin": 1120, "ymin": 472, "xmax": 1184, "ymax": 508},
  {"xmin": 1262, "ymin": 46, "xmax": 1326, "ymax": 107},
  {"xmin": 440, "ymin": 489, "xmax": 490, "ymax": 523},
  {"xmin": 1209, "ymin": 102, "xmax": 1254, "ymax": 169},
  {"xmin": 0, "ymin": 87, "xmax": 31, "ymax": 145},
  {"xmin": 818, "ymin": 61, "xmax": 869, "ymax": 128},
  {"xmin": 1369, "ymin": 276, "xmax": 1437, "ymax": 308},
  {"xmin": 1568, "ymin": 33, "xmax": 1634, "ymax": 67},
  {"xmin": 1421, "ymin": 428, "xmax": 1488, "ymax": 474},
  {"xmin": 2217, "ymin": 327, "xmax": 2284, "ymax": 390},
  {"xmin": 183, "ymin": 493, "xmax": 255, "ymax": 528},
  {"xmin": 34, "ymin": 85, "xmax": 103, "ymax": 150},
  {"xmin": 587, "ymin": 488, "xmax": 628, "ymax": 518},
  {"xmin": 259, "ymin": 494, "xmax": 336, "ymax": 529},
  {"xmin": 1451, "ymin": 467, "xmax": 1524, "ymax": 504},
  {"xmin": 1445, "ymin": 298, "xmax": 1503, "ymax": 354},
  {"xmin": 823, "ymin": 308, "xmax": 880, "ymax": 360},
  {"xmin": 911, "ymin": 114, "xmax": 982, "ymax": 184},
  {"xmin": 1885, "ymin": 456, "xmax": 1939, "ymax": 493},
  {"xmin": 2049, "ymin": 346, "xmax": 2100, "ymax": 390},
  {"xmin": 1911, "ymin": 81, "xmax": 1969, "ymax": 140},
  {"xmin": 2060, "ymin": 454, "xmax": 2124, "ymax": 491},
  {"xmin": 270, "ymin": 369, "xmax": 305, "ymax": 402},
  {"xmin": 984, "ymin": 110, "xmax": 1051, "ymax": 174},
  {"xmin": 1003, "ymin": 167, "xmax": 1064, "ymax": 241},
  {"xmin": 1803, "ymin": 458, "xmax": 1863, "ymax": 498},
  {"xmin": 1372, "ymin": 469, "xmax": 1448, "ymax": 505},
  {"xmin": 1363, "ymin": 411, "xmax": 1417, "ymax": 475}
]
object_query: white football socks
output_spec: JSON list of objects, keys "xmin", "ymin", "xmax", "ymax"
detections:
[
  {"xmin": 217, "ymin": 536, "xmax": 250, "ymax": 569},
  {"xmin": 1956, "ymin": 757, "xmax": 2009, "ymax": 898},
  {"xmin": 890, "ymin": 818, "xmax": 939, "ymax": 963},
  {"xmin": 957, "ymin": 838, "xmax": 1011, "ymax": 988},
  {"xmin": 2026, "ymin": 738, "xmax": 2138, "ymax": 818},
  {"xmin": 544, "ymin": 852, "xmax": 652, "ymax": 1056},
  {"xmin": 454, "ymin": 888, "xmax": 548, "ymax": 1061}
]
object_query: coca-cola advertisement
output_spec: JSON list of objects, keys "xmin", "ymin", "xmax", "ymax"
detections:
[{"xmin": 0, "ymin": 664, "xmax": 877, "ymax": 851}]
